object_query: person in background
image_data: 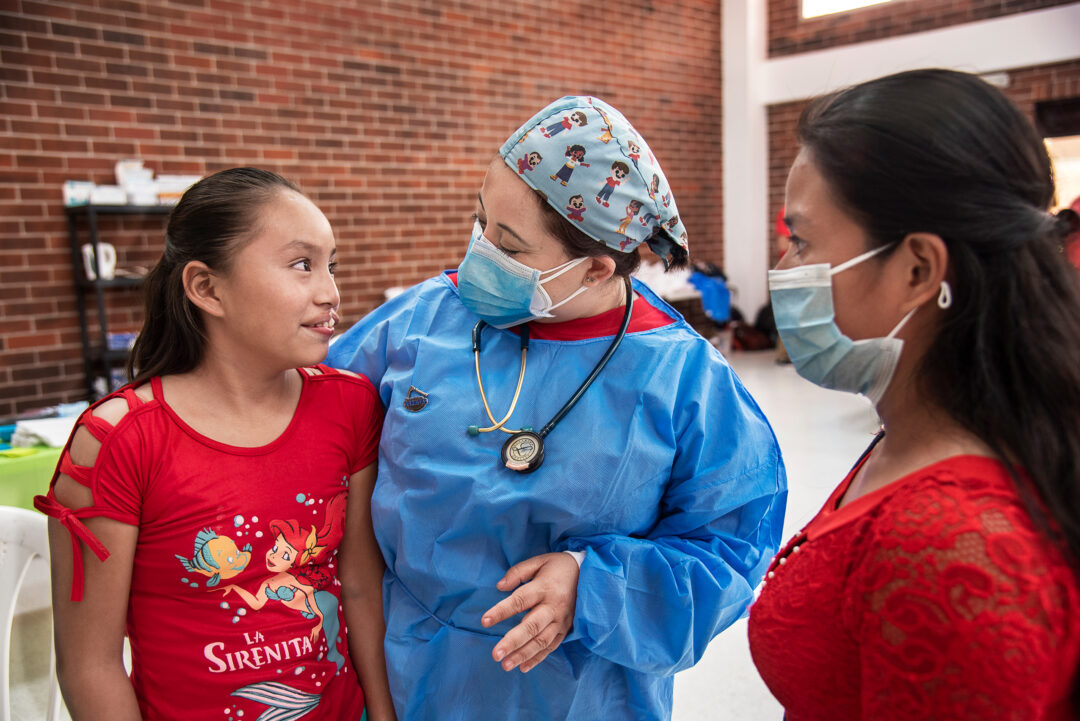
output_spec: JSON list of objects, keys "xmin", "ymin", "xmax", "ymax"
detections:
[
  {"xmin": 749, "ymin": 68, "xmax": 1080, "ymax": 720},
  {"xmin": 329, "ymin": 96, "xmax": 787, "ymax": 720},
  {"xmin": 36, "ymin": 168, "xmax": 395, "ymax": 721}
]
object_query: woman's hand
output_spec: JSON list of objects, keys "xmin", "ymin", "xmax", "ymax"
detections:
[{"xmin": 481, "ymin": 552, "xmax": 580, "ymax": 673}]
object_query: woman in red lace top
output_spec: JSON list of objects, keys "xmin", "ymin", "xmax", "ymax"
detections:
[{"xmin": 748, "ymin": 69, "xmax": 1080, "ymax": 720}]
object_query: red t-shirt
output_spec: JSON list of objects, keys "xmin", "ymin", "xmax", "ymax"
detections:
[
  {"xmin": 748, "ymin": 452, "xmax": 1080, "ymax": 720},
  {"xmin": 36, "ymin": 366, "xmax": 382, "ymax": 721}
]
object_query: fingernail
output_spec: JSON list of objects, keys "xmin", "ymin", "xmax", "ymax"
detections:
[
  {"xmin": 502, "ymin": 660, "xmax": 514, "ymax": 671},
  {"xmin": 481, "ymin": 616, "xmax": 491, "ymax": 626},
  {"xmin": 493, "ymin": 648, "xmax": 504, "ymax": 661}
]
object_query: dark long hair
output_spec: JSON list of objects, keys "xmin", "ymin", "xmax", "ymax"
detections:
[
  {"xmin": 798, "ymin": 69, "xmax": 1080, "ymax": 567},
  {"xmin": 127, "ymin": 167, "xmax": 299, "ymax": 384}
]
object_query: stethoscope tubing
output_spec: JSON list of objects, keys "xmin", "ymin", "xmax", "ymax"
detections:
[
  {"xmin": 538, "ymin": 276, "xmax": 633, "ymax": 438},
  {"xmin": 471, "ymin": 275, "xmax": 635, "ymax": 440}
]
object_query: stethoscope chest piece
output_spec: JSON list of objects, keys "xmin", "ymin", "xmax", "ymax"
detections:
[{"xmin": 501, "ymin": 431, "xmax": 545, "ymax": 474}]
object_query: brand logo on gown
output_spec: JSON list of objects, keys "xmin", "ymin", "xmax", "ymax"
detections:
[{"xmin": 403, "ymin": 386, "xmax": 429, "ymax": 412}]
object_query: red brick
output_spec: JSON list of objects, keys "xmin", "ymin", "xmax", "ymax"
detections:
[
  {"xmin": 0, "ymin": 136, "xmax": 38, "ymax": 151},
  {"xmin": 113, "ymin": 126, "xmax": 157, "ymax": 140},
  {"xmin": 79, "ymin": 41, "xmax": 125, "ymax": 60},
  {"xmin": 84, "ymin": 76, "xmax": 130, "ymax": 92},
  {"xmin": 89, "ymin": 108, "xmax": 137, "ymax": 123},
  {"xmin": 60, "ymin": 90, "xmax": 109, "ymax": 106},
  {"xmin": 26, "ymin": 35, "xmax": 76, "ymax": 55},
  {"xmin": 6, "ymin": 85, "xmax": 58, "ymax": 102},
  {"xmin": 62, "ymin": 122, "xmax": 111, "ymax": 138},
  {"xmin": 6, "ymin": 333, "xmax": 59, "ymax": 351},
  {"xmin": 40, "ymin": 138, "xmax": 89, "ymax": 153},
  {"xmin": 30, "ymin": 71, "xmax": 87, "ymax": 90},
  {"xmin": 56, "ymin": 56, "xmax": 104, "ymax": 73}
]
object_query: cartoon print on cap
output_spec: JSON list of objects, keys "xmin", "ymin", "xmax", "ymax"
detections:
[
  {"xmin": 616, "ymin": 200, "xmax": 643, "ymax": 235},
  {"xmin": 566, "ymin": 195, "xmax": 586, "ymax": 222},
  {"xmin": 518, "ymin": 151, "xmax": 543, "ymax": 175},
  {"xmin": 498, "ymin": 95, "xmax": 689, "ymax": 258},
  {"xmin": 648, "ymin": 174, "xmax": 660, "ymax": 200},
  {"xmin": 550, "ymin": 145, "xmax": 590, "ymax": 186},
  {"xmin": 597, "ymin": 107, "xmax": 614, "ymax": 144},
  {"xmin": 596, "ymin": 161, "xmax": 630, "ymax": 207},
  {"xmin": 540, "ymin": 110, "xmax": 588, "ymax": 138}
]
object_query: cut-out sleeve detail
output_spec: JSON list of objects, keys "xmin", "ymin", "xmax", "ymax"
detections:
[
  {"xmin": 77, "ymin": 413, "xmax": 114, "ymax": 444},
  {"xmin": 34, "ymin": 386, "xmax": 149, "ymax": 602},
  {"xmin": 33, "ymin": 493, "xmax": 111, "ymax": 601},
  {"xmin": 57, "ymin": 451, "xmax": 93, "ymax": 487}
]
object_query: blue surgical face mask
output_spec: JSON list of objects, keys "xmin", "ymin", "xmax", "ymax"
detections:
[
  {"xmin": 768, "ymin": 244, "xmax": 917, "ymax": 406},
  {"xmin": 458, "ymin": 220, "xmax": 589, "ymax": 329}
]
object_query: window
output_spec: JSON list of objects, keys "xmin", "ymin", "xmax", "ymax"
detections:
[
  {"xmin": 1046, "ymin": 136, "xmax": 1080, "ymax": 212},
  {"xmin": 802, "ymin": 0, "xmax": 892, "ymax": 19},
  {"xmin": 1037, "ymin": 98, "xmax": 1080, "ymax": 211}
]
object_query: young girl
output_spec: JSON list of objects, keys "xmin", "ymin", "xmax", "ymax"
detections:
[{"xmin": 36, "ymin": 168, "xmax": 395, "ymax": 721}]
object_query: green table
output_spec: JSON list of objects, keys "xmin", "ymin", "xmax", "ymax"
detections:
[{"xmin": 0, "ymin": 446, "xmax": 62, "ymax": 510}]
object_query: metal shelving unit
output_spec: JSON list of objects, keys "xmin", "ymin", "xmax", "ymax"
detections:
[{"xmin": 65, "ymin": 204, "xmax": 171, "ymax": 397}]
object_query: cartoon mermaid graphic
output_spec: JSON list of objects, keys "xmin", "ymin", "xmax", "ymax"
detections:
[{"xmin": 222, "ymin": 492, "xmax": 348, "ymax": 673}]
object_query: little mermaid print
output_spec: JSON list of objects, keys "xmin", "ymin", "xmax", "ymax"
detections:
[{"xmin": 222, "ymin": 491, "xmax": 348, "ymax": 672}]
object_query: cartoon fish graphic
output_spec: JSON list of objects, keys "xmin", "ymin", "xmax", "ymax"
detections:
[{"xmin": 175, "ymin": 528, "xmax": 251, "ymax": 587}]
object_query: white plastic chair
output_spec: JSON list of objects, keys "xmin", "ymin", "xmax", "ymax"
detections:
[{"xmin": 0, "ymin": 506, "xmax": 62, "ymax": 721}]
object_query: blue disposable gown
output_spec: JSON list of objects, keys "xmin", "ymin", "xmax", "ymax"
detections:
[{"xmin": 327, "ymin": 273, "xmax": 787, "ymax": 721}]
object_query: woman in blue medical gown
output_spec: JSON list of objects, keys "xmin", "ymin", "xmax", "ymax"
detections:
[{"xmin": 329, "ymin": 96, "xmax": 787, "ymax": 721}]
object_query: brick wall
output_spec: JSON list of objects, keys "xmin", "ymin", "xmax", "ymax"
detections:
[
  {"xmin": 766, "ymin": 59, "xmax": 1080, "ymax": 265},
  {"xmin": 769, "ymin": 0, "xmax": 1073, "ymax": 57},
  {"xmin": 0, "ymin": 0, "xmax": 724, "ymax": 418}
]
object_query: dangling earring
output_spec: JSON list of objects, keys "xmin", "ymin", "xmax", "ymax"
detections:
[{"xmin": 937, "ymin": 281, "xmax": 952, "ymax": 309}]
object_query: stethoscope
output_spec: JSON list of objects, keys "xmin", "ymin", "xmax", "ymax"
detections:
[{"xmin": 468, "ymin": 276, "xmax": 634, "ymax": 474}]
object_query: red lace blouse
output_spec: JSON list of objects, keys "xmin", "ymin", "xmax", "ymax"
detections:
[{"xmin": 748, "ymin": 452, "xmax": 1080, "ymax": 720}]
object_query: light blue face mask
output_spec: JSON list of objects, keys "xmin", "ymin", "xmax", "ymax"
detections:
[
  {"xmin": 768, "ymin": 244, "xmax": 917, "ymax": 406},
  {"xmin": 458, "ymin": 220, "xmax": 589, "ymax": 329}
]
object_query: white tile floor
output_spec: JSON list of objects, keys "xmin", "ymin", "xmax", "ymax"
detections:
[{"xmin": 9, "ymin": 350, "xmax": 880, "ymax": 720}]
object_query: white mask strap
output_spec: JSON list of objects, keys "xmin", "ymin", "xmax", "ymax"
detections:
[
  {"xmin": 886, "ymin": 306, "xmax": 918, "ymax": 339},
  {"xmin": 887, "ymin": 280, "xmax": 952, "ymax": 339},
  {"xmin": 539, "ymin": 256, "xmax": 588, "ymax": 285},
  {"xmin": 546, "ymin": 284, "xmax": 590, "ymax": 312},
  {"xmin": 830, "ymin": 243, "xmax": 890, "ymax": 276}
]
